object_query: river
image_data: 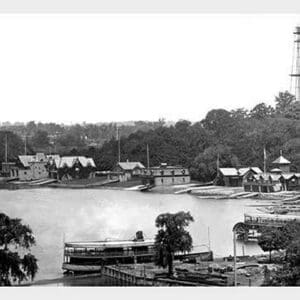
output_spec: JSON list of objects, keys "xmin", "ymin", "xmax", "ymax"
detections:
[{"xmin": 0, "ymin": 188, "xmax": 262, "ymax": 283}]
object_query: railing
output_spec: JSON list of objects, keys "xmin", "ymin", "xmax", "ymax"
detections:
[{"xmin": 65, "ymin": 249, "xmax": 156, "ymax": 258}]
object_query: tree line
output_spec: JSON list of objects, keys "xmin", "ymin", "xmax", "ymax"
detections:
[{"xmin": 0, "ymin": 91, "xmax": 299, "ymax": 182}]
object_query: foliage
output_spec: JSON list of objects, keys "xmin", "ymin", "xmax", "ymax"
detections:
[
  {"xmin": 0, "ymin": 91, "xmax": 299, "ymax": 179},
  {"xmin": 257, "ymin": 227, "xmax": 288, "ymax": 262},
  {"xmin": 0, "ymin": 131, "xmax": 27, "ymax": 164},
  {"xmin": 154, "ymin": 211, "xmax": 194, "ymax": 276},
  {"xmin": 0, "ymin": 213, "xmax": 38, "ymax": 286},
  {"xmin": 263, "ymin": 223, "xmax": 300, "ymax": 286},
  {"xmin": 30, "ymin": 130, "xmax": 50, "ymax": 149}
]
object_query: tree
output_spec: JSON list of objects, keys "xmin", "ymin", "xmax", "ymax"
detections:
[
  {"xmin": 190, "ymin": 145, "xmax": 239, "ymax": 182},
  {"xmin": 31, "ymin": 130, "xmax": 50, "ymax": 149},
  {"xmin": 275, "ymin": 91, "xmax": 296, "ymax": 116},
  {"xmin": 0, "ymin": 213, "xmax": 38, "ymax": 286},
  {"xmin": 263, "ymin": 223, "xmax": 300, "ymax": 286},
  {"xmin": 154, "ymin": 211, "xmax": 194, "ymax": 276},
  {"xmin": 258, "ymin": 227, "xmax": 288, "ymax": 262},
  {"xmin": 250, "ymin": 102, "xmax": 274, "ymax": 119}
]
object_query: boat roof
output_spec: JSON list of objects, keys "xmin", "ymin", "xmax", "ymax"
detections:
[
  {"xmin": 245, "ymin": 213, "xmax": 300, "ymax": 221},
  {"xmin": 65, "ymin": 239, "xmax": 155, "ymax": 248}
]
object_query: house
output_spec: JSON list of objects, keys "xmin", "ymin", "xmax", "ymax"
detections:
[
  {"xmin": 272, "ymin": 154, "xmax": 291, "ymax": 173},
  {"xmin": 244, "ymin": 173, "xmax": 283, "ymax": 193},
  {"xmin": 141, "ymin": 163, "xmax": 190, "ymax": 186},
  {"xmin": 48, "ymin": 156, "xmax": 96, "ymax": 181},
  {"xmin": 217, "ymin": 167, "xmax": 263, "ymax": 187},
  {"xmin": 280, "ymin": 173, "xmax": 300, "ymax": 191},
  {"xmin": 1, "ymin": 162, "xmax": 19, "ymax": 180},
  {"xmin": 113, "ymin": 161, "xmax": 145, "ymax": 181},
  {"xmin": 16, "ymin": 153, "xmax": 49, "ymax": 181}
]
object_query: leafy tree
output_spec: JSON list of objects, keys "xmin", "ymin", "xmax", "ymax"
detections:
[
  {"xmin": 264, "ymin": 223, "xmax": 300, "ymax": 286},
  {"xmin": 250, "ymin": 102, "xmax": 274, "ymax": 119},
  {"xmin": 31, "ymin": 130, "xmax": 50, "ymax": 149},
  {"xmin": 275, "ymin": 91, "xmax": 296, "ymax": 116},
  {"xmin": 0, "ymin": 131, "xmax": 25, "ymax": 164},
  {"xmin": 154, "ymin": 211, "xmax": 194, "ymax": 276},
  {"xmin": 258, "ymin": 227, "xmax": 288, "ymax": 263},
  {"xmin": 190, "ymin": 145, "xmax": 239, "ymax": 182},
  {"xmin": 0, "ymin": 213, "xmax": 38, "ymax": 286}
]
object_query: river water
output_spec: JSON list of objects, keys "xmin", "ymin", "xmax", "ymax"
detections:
[{"xmin": 0, "ymin": 188, "xmax": 262, "ymax": 283}]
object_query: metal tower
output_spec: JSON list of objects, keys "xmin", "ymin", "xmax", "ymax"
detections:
[{"xmin": 290, "ymin": 26, "xmax": 300, "ymax": 102}]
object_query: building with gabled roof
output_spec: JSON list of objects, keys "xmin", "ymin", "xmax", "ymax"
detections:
[
  {"xmin": 48, "ymin": 156, "xmax": 96, "ymax": 181},
  {"xmin": 272, "ymin": 153, "xmax": 291, "ymax": 173},
  {"xmin": 217, "ymin": 167, "xmax": 263, "ymax": 187},
  {"xmin": 141, "ymin": 163, "xmax": 190, "ymax": 186},
  {"xmin": 113, "ymin": 160, "xmax": 145, "ymax": 181},
  {"xmin": 16, "ymin": 153, "xmax": 49, "ymax": 181}
]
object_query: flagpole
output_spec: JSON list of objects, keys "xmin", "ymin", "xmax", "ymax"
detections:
[{"xmin": 263, "ymin": 147, "xmax": 267, "ymax": 174}]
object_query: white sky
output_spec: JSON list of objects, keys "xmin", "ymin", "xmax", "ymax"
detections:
[{"xmin": 0, "ymin": 14, "xmax": 299, "ymax": 124}]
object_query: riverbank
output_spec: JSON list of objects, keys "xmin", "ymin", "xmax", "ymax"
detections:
[{"xmin": 30, "ymin": 254, "xmax": 272, "ymax": 286}]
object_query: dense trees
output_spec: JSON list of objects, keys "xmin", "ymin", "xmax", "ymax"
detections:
[
  {"xmin": 262, "ymin": 223, "xmax": 300, "ymax": 286},
  {"xmin": 0, "ymin": 91, "xmax": 299, "ymax": 178},
  {"xmin": 258, "ymin": 227, "xmax": 289, "ymax": 262},
  {"xmin": 0, "ymin": 213, "xmax": 38, "ymax": 286},
  {"xmin": 154, "ymin": 211, "xmax": 194, "ymax": 276}
]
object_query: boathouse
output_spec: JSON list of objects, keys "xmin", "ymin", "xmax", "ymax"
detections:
[
  {"xmin": 141, "ymin": 163, "xmax": 190, "ymax": 186},
  {"xmin": 113, "ymin": 161, "xmax": 145, "ymax": 181},
  {"xmin": 217, "ymin": 167, "xmax": 263, "ymax": 187},
  {"xmin": 14, "ymin": 153, "xmax": 49, "ymax": 181},
  {"xmin": 48, "ymin": 156, "xmax": 96, "ymax": 181}
]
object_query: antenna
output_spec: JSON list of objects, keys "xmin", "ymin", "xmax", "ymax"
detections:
[{"xmin": 290, "ymin": 26, "xmax": 300, "ymax": 102}]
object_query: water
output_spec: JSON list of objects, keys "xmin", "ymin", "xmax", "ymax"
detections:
[{"xmin": 0, "ymin": 188, "xmax": 261, "ymax": 283}]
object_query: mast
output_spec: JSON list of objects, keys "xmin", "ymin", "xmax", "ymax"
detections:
[
  {"xmin": 216, "ymin": 153, "xmax": 220, "ymax": 176},
  {"xmin": 146, "ymin": 144, "xmax": 150, "ymax": 169}
]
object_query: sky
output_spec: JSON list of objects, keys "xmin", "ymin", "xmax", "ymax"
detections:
[{"xmin": 0, "ymin": 14, "xmax": 299, "ymax": 124}]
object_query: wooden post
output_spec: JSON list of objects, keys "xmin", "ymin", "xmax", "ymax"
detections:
[{"xmin": 233, "ymin": 230, "xmax": 237, "ymax": 286}]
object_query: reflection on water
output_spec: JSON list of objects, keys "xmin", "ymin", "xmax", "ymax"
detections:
[{"xmin": 0, "ymin": 188, "xmax": 262, "ymax": 282}]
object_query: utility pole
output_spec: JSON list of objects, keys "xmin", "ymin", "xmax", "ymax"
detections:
[
  {"xmin": 5, "ymin": 133, "xmax": 8, "ymax": 163},
  {"xmin": 208, "ymin": 226, "xmax": 211, "ymax": 252},
  {"xmin": 146, "ymin": 144, "xmax": 150, "ymax": 169},
  {"xmin": 116, "ymin": 126, "xmax": 121, "ymax": 163},
  {"xmin": 24, "ymin": 135, "xmax": 27, "ymax": 155},
  {"xmin": 263, "ymin": 146, "xmax": 267, "ymax": 174},
  {"xmin": 216, "ymin": 153, "xmax": 220, "ymax": 176}
]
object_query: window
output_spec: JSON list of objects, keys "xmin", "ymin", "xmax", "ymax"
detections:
[
  {"xmin": 183, "ymin": 178, "xmax": 185, "ymax": 182},
  {"xmin": 172, "ymin": 178, "xmax": 174, "ymax": 183},
  {"xmin": 161, "ymin": 178, "xmax": 163, "ymax": 184}
]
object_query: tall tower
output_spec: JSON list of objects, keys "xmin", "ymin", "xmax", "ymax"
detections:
[{"xmin": 290, "ymin": 26, "xmax": 300, "ymax": 102}]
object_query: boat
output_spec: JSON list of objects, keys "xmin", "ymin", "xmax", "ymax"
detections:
[
  {"xmin": 62, "ymin": 231, "xmax": 155, "ymax": 273},
  {"xmin": 233, "ymin": 213, "xmax": 300, "ymax": 241},
  {"xmin": 62, "ymin": 231, "xmax": 214, "ymax": 273}
]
